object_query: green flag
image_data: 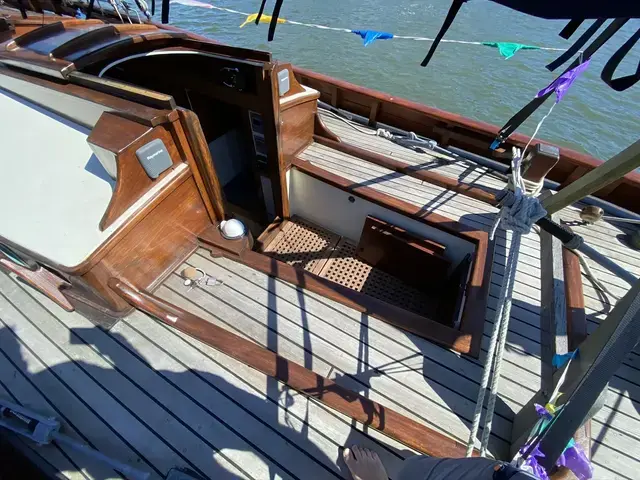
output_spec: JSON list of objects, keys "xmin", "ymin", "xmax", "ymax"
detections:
[{"xmin": 482, "ymin": 42, "xmax": 540, "ymax": 59}]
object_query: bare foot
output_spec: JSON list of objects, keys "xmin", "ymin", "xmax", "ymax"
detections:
[{"xmin": 343, "ymin": 445, "xmax": 388, "ymax": 480}]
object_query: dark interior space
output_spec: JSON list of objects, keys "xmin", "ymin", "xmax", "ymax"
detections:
[{"xmin": 98, "ymin": 53, "xmax": 269, "ymax": 228}]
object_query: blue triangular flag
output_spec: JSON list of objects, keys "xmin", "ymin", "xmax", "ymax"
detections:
[{"xmin": 352, "ymin": 29, "xmax": 394, "ymax": 46}]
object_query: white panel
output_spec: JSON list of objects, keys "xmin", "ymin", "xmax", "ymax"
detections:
[
  {"xmin": 0, "ymin": 89, "xmax": 186, "ymax": 268},
  {"xmin": 0, "ymin": 73, "xmax": 110, "ymax": 128},
  {"xmin": 287, "ymin": 169, "xmax": 475, "ymax": 266}
]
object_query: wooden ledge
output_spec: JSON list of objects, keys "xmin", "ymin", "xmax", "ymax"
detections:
[
  {"xmin": 109, "ymin": 277, "xmax": 477, "ymax": 458},
  {"xmin": 312, "ymin": 135, "xmax": 500, "ymax": 207}
]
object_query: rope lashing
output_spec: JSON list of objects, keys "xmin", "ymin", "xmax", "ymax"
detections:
[
  {"xmin": 375, "ymin": 129, "xmax": 438, "ymax": 152},
  {"xmin": 492, "ymin": 189, "xmax": 547, "ymax": 238},
  {"xmin": 466, "ymin": 149, "xmax": 547, "ymax": 457}
]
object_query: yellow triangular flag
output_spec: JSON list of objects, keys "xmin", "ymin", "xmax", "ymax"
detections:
[{"xmin": 240, "ymin": 13, "xmax": 286, "ymax": 28}]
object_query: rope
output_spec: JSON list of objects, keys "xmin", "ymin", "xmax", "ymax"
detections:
[
  {"xmin": 571, "ymin": 248, "xmax": 619, "ymax": 300},
  {"xmin": 466, "ymin": 148, "xmax": 547, "ymax": 457},
  {"xmin": 320, "ymin": 108, "xmax": 438, "ymax": 151},
  {"xmin": 319, "ymin": 109, "xmax": 378, "ymax": 135}
]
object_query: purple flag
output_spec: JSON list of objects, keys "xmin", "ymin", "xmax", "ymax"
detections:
[{"xmin": 536, "ymin": 59, "xmax": 590, "ymax": 103}]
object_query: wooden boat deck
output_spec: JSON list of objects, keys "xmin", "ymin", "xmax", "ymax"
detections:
[{"xmin": 1, "ymin": 111, "xmax": 639, "ymax": 479}]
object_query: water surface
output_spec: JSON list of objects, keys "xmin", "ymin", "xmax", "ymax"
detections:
[{"xmin": 169, "ymin": 0, "xmax": 639, "ymax": 159}]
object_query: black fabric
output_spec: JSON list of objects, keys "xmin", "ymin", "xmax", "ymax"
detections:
[
  {"xmin": 267, "ymin": 0, "xmax": 284, "ymax": 41},
  {"xmin": 546, "ymin": 19, "xmax": 606, "ymax": 71},
  {"xmin": 559, "ymin": 19, "xmax": 584, "ymax": 39},
  {"xmin": 161, "ymin": 0, "xmax": 170, "ymax": 23},
  {"xmin": 86, "ymin": 0, "xmax": 96, "ymax": 19},
  {"xmin": 17, "ymin": 0, "xmax": 27, "ymax": 19},
  {"xmin": 255, "ymin": 0, "xmax": 267, "ymax": 24},
  {"xmin": 489, "ymin": 0, "xmax": 640, "ymax": 19},
  {"xmin": 601, "ymin": 28, "xmax": 640, "ymax": 91},
  {"xmin": 50, "ymin": 0, "xmax": 63, "ymax": 14},
  {"xmin": 420, "ymin": 0, "xmax": 466, "ymax": 67},
  {"xmin": 494, "ymin": 18, "xmax": 630, "ymax": 147}
]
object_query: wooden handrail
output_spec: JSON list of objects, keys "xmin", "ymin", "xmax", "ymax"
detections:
[
  {"xmin": 0, "ymin": 252, "xmax": 73, "ymax": 311},
  {"xmin": 109, "ymin": 277, "xmax": 477, "ymax": 458}
]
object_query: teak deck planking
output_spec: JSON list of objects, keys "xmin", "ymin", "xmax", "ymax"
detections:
[
  {"xmin": 1, "ymin": 107, "xmax": 639, "ymax": 480},
  {"xmin": 1, "ymin": 14, "xmax": 640, "ymax": 478}
]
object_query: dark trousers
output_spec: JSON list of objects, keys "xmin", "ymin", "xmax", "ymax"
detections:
[{"xmin": 398, "ymin": 456, "xmax": 502, "ymax": 480}]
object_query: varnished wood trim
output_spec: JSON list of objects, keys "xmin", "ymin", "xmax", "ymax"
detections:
[
  {"xmin": 72, "ymin": 167, "xmax": 193, "ymax": 274},
  {"xmin": 265, "ymin": 65, "xmax": 289, "ymax": 218},
  {"xmin": 523, "ymin": 149, "xmax": 560, "ymax": 184},
  {"xmin": 84, "ymin": 177, "xmax": 210, "ymax": 311},
  {"xmin": 368, "ymin": 100, "xmax": 379, "ymax": 127},
  {"xmin": 314, "ymin": 113, "xmax": 341, "ymax": 142},
  {"xmin": 0, "ymin": 251, "xmax": 74, "ymax": 311},
  {"xmin": 0, "ymin": 66, "xmax": 174, "ymax": 127},
  {"xmin": 176, "ymin": 108, "xmax": 225, "ymax": 221},
  {"xmin": 280, "ymin": 93, "xmax": 317, "ymax": 168},
  {"xmin": 463, "ymin": 235, "xmax": 494, "ymax": 357},
  {"xmin": 561, "ymin": 247, "xmax": 590, "ymax": 463},
  {"xmin": 68, "ymin": 71, "xmax": 177, "ymax": 111},
  {"xmin": 313, "ymin": 135, "xmax": 500, "ymax": 206},
  {"xmin": 87, "ymin": 112, "xmax": 188, "ymax": 231},
  {"xmin": 169, "ymin": 114, "xmax": 219, "ymax": 223},
  {"xmin": 255, "ymin": 217, "xmax": 284, "ymax": 252},
  {"xmin": 197, "ymin": 224, "xmax": 251, "ymax": 256},
  {"xmin": 559, "ymin": 165, "xmax": 588, "ymax": 189},
  {"xmin": 113, "ymin": 24, "xmax": 159, "ymax": 33},
  {"xmin": 563, "ymin": 248, "xmax": 586, "ymax": 350},
  {"xmin": 109, "ymin": 277, "xmax": 476, "ymax": 457}
]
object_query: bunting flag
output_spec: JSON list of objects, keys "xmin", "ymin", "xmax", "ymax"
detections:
[
  {"xmin": 536, "ymin": 59, "xmax": 591, "ymax": 103},
  {"xmin": 351, "ymin": 30, "xmax": 394, "ymax": 46},
  {"xmin": 170, "ymin": 0, "xmax": 574, "ymax": 59},
  {"xmin": 240, "ymin": 13, "xmax": 286, "ymax": 28},
  {"xmin": 481, "ymin": 42, "xmax": 540, "ymax": 59},
  {"xmin": 490, "ymin": 59, "xmax": 591, "ymax": 151}
]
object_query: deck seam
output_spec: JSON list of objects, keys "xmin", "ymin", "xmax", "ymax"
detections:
[
  {"xmin": 0, "ymin": 282, "xmax": 213, "ymax": 480},
  {"xmin": 0, "ymin": 376, "xmax": 89, "ymax": 480},
  {"xmin": 0, "ymin": 301, "xmax": 145, "ymax": 477},
  {"xmin": 113, "ymin": 315, "xmax": 344, "ymax": 480},
  {"xmin": 178, "ymin": 258, "xmax": 513, "ymax": 444},
  {"xmin": 161, "ymin": 276, "xmax": 511, "ymax": 450},
  {"xmin": 201, "ymin": 255, "xmax": 533, "ymax": 413}
]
